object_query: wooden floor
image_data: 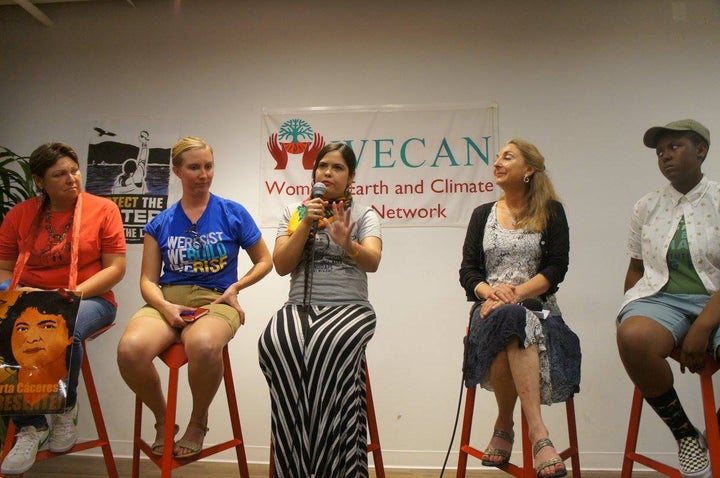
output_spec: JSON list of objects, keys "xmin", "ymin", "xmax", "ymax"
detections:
[{"xmin": 19, "ymin": 455, "xmax": 666, "ymax": 478}]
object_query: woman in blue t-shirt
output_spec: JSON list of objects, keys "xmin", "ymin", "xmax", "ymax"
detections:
[{"xmin": 117, "ymin": 136, "xmax": 272, "ymax": 459}]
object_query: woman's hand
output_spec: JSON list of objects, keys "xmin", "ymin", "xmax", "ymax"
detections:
[
  {"xmin": 327, "ymin": 203, "xmax": 356, "ymax": 249},
  {"xmin": 486, "ymin": 282, "xmax": 518, "ymax": 304},
  {"xmin": 302, "ymin": 198, "xmax": 327, "ymax": 227},
  {"xmin": 213, "ymin": 288, "xmax": 246, "ymax": 325},
  {"xmin": 160, "ymin": 303, "xmax": 197, "ymax": 329},
  {"xmin": 480, "ymin": 298, "xmax": 500, "ymax": 318},
  {"xmin": 680, "ymin": 324, "xmax": 710, "ymax": 373}
]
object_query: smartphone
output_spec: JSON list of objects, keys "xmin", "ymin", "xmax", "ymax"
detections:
[{"xmin": 180, "ymin": 307, "xmax": 209, "ymax": 322}]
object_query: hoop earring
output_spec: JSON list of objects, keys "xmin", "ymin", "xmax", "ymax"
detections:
[{"xmin": 523, "ymin": 175, "xmax": 530, "ymax": 183}]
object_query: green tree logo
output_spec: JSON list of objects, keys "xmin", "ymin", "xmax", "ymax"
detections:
[
  {"xmin": 278, "ymin": 119, "xmax": 314, "ymax": 153},
  {"xmin": 267, "ymin": 119, "xmax": 325, "ymax": 170}
]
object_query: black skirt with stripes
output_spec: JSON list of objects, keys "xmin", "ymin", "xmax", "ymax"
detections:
[{"xmin": 259, "ymin": 303, "xmax": 376, "ymax": 478}]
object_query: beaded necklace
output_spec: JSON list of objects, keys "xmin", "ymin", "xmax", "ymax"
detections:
[{"xmin": 42, "ymin": 208, "xmax": 74, "ymax": 262}]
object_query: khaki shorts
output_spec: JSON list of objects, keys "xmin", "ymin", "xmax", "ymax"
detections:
[{"xmin": 131, "ymin": 284, "xmax": 241, "ymax": 335}]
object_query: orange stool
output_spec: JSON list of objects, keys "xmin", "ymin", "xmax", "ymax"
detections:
[
  {"xmin": 0, "ymin": 324, "xmax": 119, "ymax": 478},
  {"xmin": 268, "ymin": 359, "xmax": 385, "ymax": 477},
  {"xmin": 621, "ymin": 350, "xmax": 720, "ymax": 478},
  {"xmin": 131, "ymin": 343, "xmax": 249, "ymax": 478},
  {"xmin": 456, "ymin": 385, "xmax": 581, "ymax": 478}
]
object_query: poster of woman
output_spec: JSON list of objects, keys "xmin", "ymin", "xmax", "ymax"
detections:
[{"xmin": 0, "ymin": 289, "xmax": 79, "ymax": 414}]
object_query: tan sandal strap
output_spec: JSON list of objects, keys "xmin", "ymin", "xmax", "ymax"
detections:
[
  {"xmin": 533, "ymin": 437, "xmax": 554, "ymax": 456},
  {"xmin": 492, "ymin": 429, "xmax": 515, "ymax": 444},
  {"xmin": 188, "ymin": 420, "xmax": 209, "ymax": 433},
  {"xmin": 535, "ymin": 457, "xmax": 565, "ymax": 472},
  {"xmin": 484, "ymin": 447, "xmax": 512, "ymax": 459}
]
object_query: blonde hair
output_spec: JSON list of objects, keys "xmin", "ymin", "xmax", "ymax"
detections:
[
  {"xmin": 505, "ymin": 138, "xmax": 559, "ymax": 232},
  {"xmin": 171, "ymin": 136, "xmax": 213, "ymax": 168}
]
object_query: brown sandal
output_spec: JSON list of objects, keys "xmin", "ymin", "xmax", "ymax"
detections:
[
  {"xmin": 151, "ymin": 422, "xmax": 179, "ymax": 457},
  {"xmin": 174, "ymin": 419, "xmax": 209, "ymax": 459}
]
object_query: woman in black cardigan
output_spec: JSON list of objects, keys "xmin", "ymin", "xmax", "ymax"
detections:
[{"xmin": 459, "ymin": 138, "xmax": 580, "ymax": 478}]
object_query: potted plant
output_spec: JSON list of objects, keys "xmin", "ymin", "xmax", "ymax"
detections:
[
  {"xmin": 0, "ymin": 145, "xmax": 35, "ymax": 448},
  {"xmin": 1, "ymin": 146, "xmax": 35, "ymax": 223}
]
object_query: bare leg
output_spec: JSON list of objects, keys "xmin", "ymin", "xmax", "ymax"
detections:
[
  {"xmin": 505, "ymin": 340, "xmax": 565, "ymax": 477},
  {"xmin": 174, "ymin": 315, "xmax": 233, "ymax": 455},
  {"xmin": 117, "ymin": 315, "xmax": 178, "ymax": 447},
  {"xmin": 483, "ymin": 350, "xmax": 517, "ymax": 464},
  {"xmin": 616, "ymin": 315, "xmax": 675, "ymax": 396}
]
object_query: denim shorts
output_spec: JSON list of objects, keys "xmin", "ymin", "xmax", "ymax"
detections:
[
  {"xmin": 618, "ymin": 292, "xmax": 720, "ymax": 353},
  {"xmin": 132, "ymin": 284, "xmax": 241, "ymax": 335}
]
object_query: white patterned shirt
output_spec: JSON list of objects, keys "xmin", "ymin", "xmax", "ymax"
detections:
[{"xmin": 621, "ymin": 176, "xmax": 720, "ymax": 311}]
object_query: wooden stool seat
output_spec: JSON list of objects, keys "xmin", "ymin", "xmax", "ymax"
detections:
[
  {"xmin": 0, "ymin": 324, "xmax": 119, "ymax": 478},
  {"xmin": 621, "ymin": 350, "xmax": 720, "ymax": 477},
  {"xmin": 456, "ymin": 385, "xmax": 581, "ymax": 478},
  {"xmin": 131, "ymin": 342, "xmax": 249, "ymax": 478}
]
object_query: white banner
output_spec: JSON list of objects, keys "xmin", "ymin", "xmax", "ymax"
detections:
[{"xmin": 260, "ymin": 104, "xmax": 499, "ymax": 228}]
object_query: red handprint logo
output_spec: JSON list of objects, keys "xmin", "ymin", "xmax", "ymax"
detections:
[
  {"xmin": 267, "ymin": 119, "xmax": 325, "ymax": 170},
  {"xmin": 267, "ymin": 133, "xmax": 288, "ymax": 170},
  {"xmin": 302, "ymin": 133, "xmax": 325, "ymax": 170}
]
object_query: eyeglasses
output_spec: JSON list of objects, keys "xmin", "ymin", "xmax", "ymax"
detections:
[{"xmin": 186, "ymin": 223, "xmax": 203, "ymax": 250}]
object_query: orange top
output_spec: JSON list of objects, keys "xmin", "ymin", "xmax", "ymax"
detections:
[{"xmin": 0, "ymin": 192, "xmax": 126, "ymax": 307}]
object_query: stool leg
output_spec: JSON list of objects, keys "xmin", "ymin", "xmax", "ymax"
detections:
[
  {"xmin": 132, "ymin": 398, "xmax": 143, "ymax": 478},
  {"xmin": 456, "ymin": 386, "xmax": 476, "ymax": 478},
  {"xmin": 160, "ymin": 362, "xmax": 182, "ymax": 478},
  {"xmin": 80, "ymin": 345, "xmax": 119, "ymax": 478},
  {"xmin": 565, "ymin": 398, "xmax": 581, "ymax": 478},
  {"xmin": 700, "ymin": 371, "xmax": 720, "ymax": 477},
  {"xmin": 364, "ymin": 362, "xmax": 385, "ymax": 478},
  {"xmin": 222, "ymin": 347, "xmax": 250, "ymax": 478},
  {"xmin": 620, "ymin": 388, "xmax": 644, "ymax": 478}
]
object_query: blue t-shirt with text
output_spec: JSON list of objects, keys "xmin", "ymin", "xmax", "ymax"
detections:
[{"xmin": 144, "ymin": 194, "xmax": 262, "ymax": 292}]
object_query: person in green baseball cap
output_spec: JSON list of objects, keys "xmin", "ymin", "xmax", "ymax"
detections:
[{"xmin": 617, "ymin": 119, "xmax": 714, "ymax": 478}]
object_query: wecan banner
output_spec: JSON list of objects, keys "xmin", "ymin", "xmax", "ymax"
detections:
[{"xmin": 261, "ymin": 104, "xmax": 499, "ymax": 228}]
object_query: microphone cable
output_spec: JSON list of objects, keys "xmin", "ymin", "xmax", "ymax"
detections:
[
  {"xmin": 439, "ymin": 371, "xmax": 466, "ymax": 477},
  {"xmin": 439, "ymin": 303, "xmax": 478, "ymax": 477}
]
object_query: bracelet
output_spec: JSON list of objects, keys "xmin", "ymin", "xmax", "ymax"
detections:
[{"xmin": 348, "ymin": 244, "xmax": 361, "ymax": 259}]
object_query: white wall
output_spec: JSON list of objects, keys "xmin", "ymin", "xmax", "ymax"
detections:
[{"xmin": 1, "ymin": 0, "xmax": 719, "ymax": 472}]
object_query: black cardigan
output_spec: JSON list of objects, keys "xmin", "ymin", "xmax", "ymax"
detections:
[{"xmin": 458, "ymin": 200, "xmax": 570, "ymax": 301}]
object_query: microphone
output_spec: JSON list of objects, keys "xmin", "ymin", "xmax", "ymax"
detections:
[
  {"xmin": 309, "ymin": 182, "xmax": 327, "ymax": 233},
  {"xmin": 311, "ymin": 182, "xmax": 326, "ymax": 200},
  {"xmin": 518, "ymin": 298, "xmax": 543, "ymax": 312}
]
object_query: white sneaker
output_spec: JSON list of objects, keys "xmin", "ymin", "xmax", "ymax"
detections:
[
  {"xmin": 48, "ymin": 402, "xmax": 79, "ymax": 453},
  {"xmin": 0, "ymin": 425, "xmax": 50, "ymax": 475}
]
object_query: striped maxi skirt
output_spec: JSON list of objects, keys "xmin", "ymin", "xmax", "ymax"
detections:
[{"xmin": 259, "ymin": 303, "xmax": 376, "ymax": 478}]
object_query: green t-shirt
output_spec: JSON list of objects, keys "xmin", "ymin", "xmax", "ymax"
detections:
[{"xmin": 663, "ymin": 216, "xmax": 708, "ymax": 295}]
